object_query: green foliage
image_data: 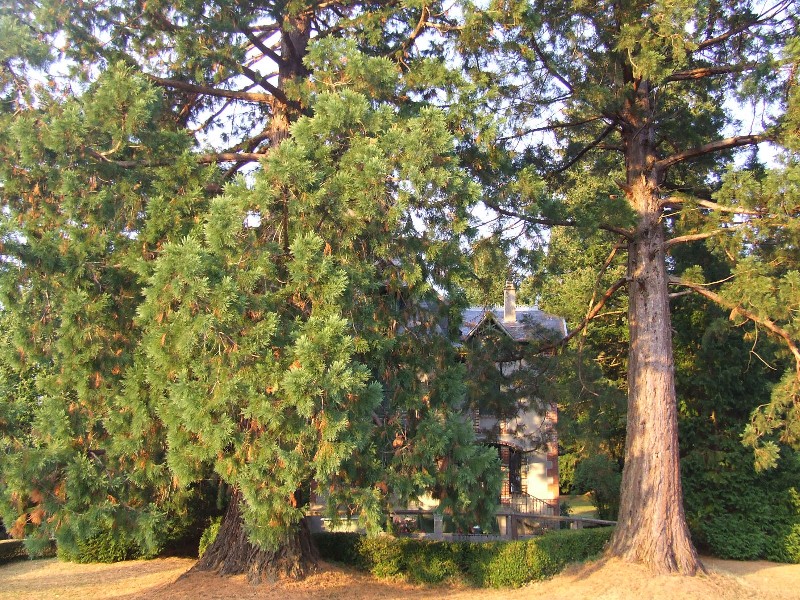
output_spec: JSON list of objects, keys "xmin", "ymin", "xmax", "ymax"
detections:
[
  {"xmin": 313, "ymin": 528, "xmax": 612, "ymax": 587},
  {"xmin": 198, "ymin": 517, "xmax": 221, "ymax": 558},
  {"xmin": 683, "ymin": 441, "xmax": 800, "ymax": 563},
  {"xmin": 5, "ymin": 0, "xmax": 795, "ymax": 575},
  {"xmin": 0, "ymin": 60, "xmax": 209, "ymax": 559},
  {"xmin": 573, "ymin": 455, "xmax": 621, "ymax": 521},
  {"xmin": 558, "ymin": 453, "xmax": 579, "ymax": 495},
  {"xmin": 701, "ymin": 514, "xmax": 768, "ymax": 561},
  {"xmin": 673, "ymin": 247, "xmax": 800, "ymax": 563},
  {"xmin": 780, "ymin": 523, "xmax": 800, "ymax": 563},
  {"xmin": 133, "ymin": 43, "xmax": 497, "ymax": 549},
  {"xmin": 57, "ymin": 528, "xmax": 136, "ymax": 564},
  {"xmin": 0, "ymin": 21, "xmax": 499, "ymax": 562},
  {"xmin": 533, "ymin": 228, "xmax": 629, "ymax": 468}
]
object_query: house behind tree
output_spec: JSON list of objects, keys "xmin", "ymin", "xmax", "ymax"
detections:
[{"xmin": 461, "ymin": 282, "xmax": 563, "ymax": 516}]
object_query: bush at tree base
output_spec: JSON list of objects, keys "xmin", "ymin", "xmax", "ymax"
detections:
[
  {"xmin": 0, "ymin": 539, "xmax": 56, "ymax": 564},
  {"xmin": 56, "ymin": 528, "xmax": 138, "ymax": 564},
  {"xmin": 313, "ymin": 527, "xmax": 612, "ymax": 587},
  {"xmin": 198, "ymin": 517, "xmax": 222, "ymax": 558}
]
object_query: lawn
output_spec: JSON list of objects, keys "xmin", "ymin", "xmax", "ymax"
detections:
[{"xmin": 560, "ymin": 493, "xmax": 598, "ymax": 519}]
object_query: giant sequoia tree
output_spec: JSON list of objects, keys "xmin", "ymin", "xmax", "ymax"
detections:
[
  {"xmin": 459, "ymin": 0, "xmax": 800, "ymax": 574},
  {"xmin": 0, "ymin": 0, "xmax": 499, "ymax": 582}
]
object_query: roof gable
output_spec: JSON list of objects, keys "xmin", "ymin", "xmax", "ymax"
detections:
[{"xmin": 461, "ymin": 306, "xmax": 567, "ymax": 343}]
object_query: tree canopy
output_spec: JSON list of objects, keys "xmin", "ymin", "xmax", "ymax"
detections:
[{"xmin": 1, "ymin": 0, "xmax": 799, "ymax": 580}]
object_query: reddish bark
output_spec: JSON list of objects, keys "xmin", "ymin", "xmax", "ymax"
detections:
[
  {"xmin": 193, "ymin": 490, "xmax": 319, "ymax": 584},
  {"xmin": 606, "ymin": 80, "xmax": 704, "ymax": 575}
]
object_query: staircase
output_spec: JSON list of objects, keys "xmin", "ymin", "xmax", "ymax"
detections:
[{"xmin": 501, "ymin": 491, "xmax": 558, "ymax": 516}]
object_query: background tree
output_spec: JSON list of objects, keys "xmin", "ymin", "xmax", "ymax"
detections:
[
  {"xmin": 536, "ymin": 223, "xmax": 800, "ymax": 561},
  {"xmin": 674, "ymin": 258, "xmax": 800, "ymax": 562},
  {"xmin": 0, "ymin": 63, "xmax": 213, "ymax": 559},
  {"xmin": 458, "ymin": 0, "xmax": 800, "ymax": 573}
]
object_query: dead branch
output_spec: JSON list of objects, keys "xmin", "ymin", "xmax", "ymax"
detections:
[
  {"xmin": 666, "ymin": 63, "xmax": 756, "ymax": 82},
  {"xmin": 660, "ymin": 196, "xmax": 764, "ymax": 216},
  {"xmin": 482, "ymin": 199, "xmax": 634, "ymax": 240}
]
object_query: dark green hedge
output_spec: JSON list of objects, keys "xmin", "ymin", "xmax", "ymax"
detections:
[
  {"xmin": 683, "ymin": 442, "xmax": 800, "ymax": 563},
  {"xmin": 0, "ymin": 539, "xmax": 56, "ymax": 564},
  {"xmin": 0, "ymin": 540, "xmax": 28, "ymax": 563},
  {"xmin": 313, "ymin": 527, "xmax": 613, "ymax": 587}
]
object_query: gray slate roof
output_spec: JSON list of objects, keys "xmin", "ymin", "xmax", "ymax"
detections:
[{"xmin": 460, "ymin": 307, "xmax": 567, "ymax": 342}]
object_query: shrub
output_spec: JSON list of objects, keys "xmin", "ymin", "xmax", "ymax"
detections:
[
  {"xmin": 403, "ymin": 541, "xmax": 462, "ymax": 584},
  {"xmin": 57, "ymin": 529, "xmax": 135, "ymax": 563},
  {"xmin": 357, "ymin": 535, "xmax": 407, "ymax": 578},
  {"xmin": 313, "ymin": 531, "xmax": 363, "ymax": 566},
  {"xmin": 700, "ymin": 514, "xmax": 768, "ymax": 560},
  {"xmin": 198, "ymin": 517, "xmax": 222, "ymax": 558},
  {"xmin": 683, "ymin": 441, "xmax": 800, "ymax": 563},
  {"xmin": 770, "ymin": 488, "xmax": 800, "ymax": 563},
  {"xmin": 574, "ymin": 455, "xmax": 621, "ymax": 520},
  {"xmin": 0, "ymin": 540, "xmax": 28, "ymax": 563},
  {"xmin": 313, "ymin": 527, "xmax": 613, "ymax": 587},
  {"xmin": 473, "ymin": 541, "xmax": 529, "ymax": 587},
  {"xmin": 775, "ymin": 523, "xmax": 800, "ymax": 563},
  {"xmin": 0, "ymin": 539, "xmax": 57, "ymax": 564}
]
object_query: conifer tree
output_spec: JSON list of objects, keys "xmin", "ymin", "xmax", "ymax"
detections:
[
  {"xmin": 0, "ymin": 63, "xmax": 212, "ymax": 558},
  {"xmin": 136, "ymin": 40, "xmax": 498, "ymax": 580},
  {"xmin": 458, "ymin": 0, "xmax": 800, "ymax": 574},
  {"xmin": 0, "ymin": 0, "xmax": 499, "ymax": 580}
]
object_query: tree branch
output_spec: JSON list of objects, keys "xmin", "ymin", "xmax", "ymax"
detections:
[
  {"xmin": 655, "ymin": 133, "xmax": 772, "ymax": 172},
  {"xmin": 669, "ymin": 276, "xmax": 800, "ymax": 376},
  {"xmin": 549, "ymin": 122, "xmax": 617, "ymax": 175},
  {"xmin": 399, "ymin": 6, "xmax": 430, "ymax": 57},
  {"xmin": 146, "ymin": 75, "xmax": 273, "ymax": 103},
  {"xmin": 666, "ymin": 63, "xmax": 756, "ymax": 82},
  {"xmin": 86, "ymin": 149, "xmax": 265, "ymax": 167},
  {"xmin": 529, "ymin": 36, "xmax": 574, "ymax": 94},
  {"xmin": 660, "ymin": 196, "xmax": 764, "ymax": 216},
  {"xmin": 496, "ymin": 116, "xmax": 604, "ymax": 142},
  {"xmin": 481, "ymin": 199, "xmax": 634, "ymax": 240},
  {"xmin": 695, "ymin": 1, "xmax": 791, "ymax": 52},
  {"xmin": 540, "ymin": 277, "xmax": 628, "ymax": 352},
  {"xmin": 664, "ymin": 228, "xmax": 732, "ymax": 249},
  {"xmin": 188, "ymin": 152, "xmax": 266, "ymax": 165},
  {"xmin": 238, "ymin": 21, "xmax": 285, "ymax": 67},
  {"xmin": 237, "ymin": 63, "xmax": 289, "ymax": 104}
]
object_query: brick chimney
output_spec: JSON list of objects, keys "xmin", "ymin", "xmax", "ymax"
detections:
[{"xmin": 503, "ymin": 281, "xmax": 516, "ymax": 323}]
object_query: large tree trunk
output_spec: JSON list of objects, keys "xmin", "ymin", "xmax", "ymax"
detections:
[
  {"xmin": 193, "ymin": 490, "xmax": 319, "ymax": 584},
  {"xmin": 191, "ymin": 17, "xmax": 319, "ymax": 585},
  {"xmin": 606, "ymin": 91, "xmax": 704, "ymax": 574}
]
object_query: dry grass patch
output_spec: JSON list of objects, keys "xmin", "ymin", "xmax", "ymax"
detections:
[{"xmin": 1, "ymin": 555, "xmax": 799, "ymax": 600}]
